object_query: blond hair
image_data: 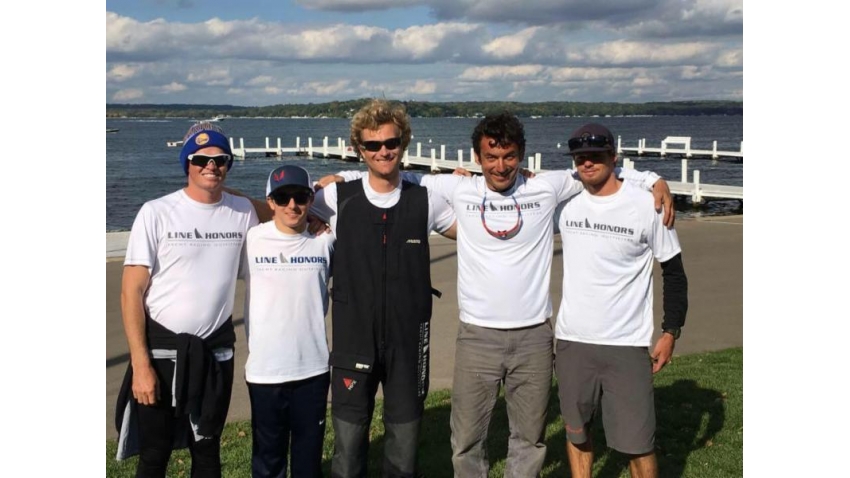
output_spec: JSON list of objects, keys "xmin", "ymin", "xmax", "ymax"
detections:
[{"xmin": 349, "ymin": 99, "xmax": 412, "ymax": 158}]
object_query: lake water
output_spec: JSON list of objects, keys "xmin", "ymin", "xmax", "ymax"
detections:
[{"xmin": 106, "ymin": 116, "xmax": 743, "ymax": 231}]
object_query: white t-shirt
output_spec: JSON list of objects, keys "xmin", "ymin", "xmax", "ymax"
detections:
[
  {"xmin": 416, "ymin": 172, "xmax": 579, "ymax": 328},
  {"xmin": 554, "ymin": 181, "xmax": 681, "ymax": 346},
  {"xmin": 311, "ymin": 176, "xmax": 455, "ymax": 235},
  {"xmin": 124, "ymin": 190, "xmax": 259, "ymax": 338},
  {"xmin": 241, "ymin": 222, "xmax": 334, "ymax": 384}
]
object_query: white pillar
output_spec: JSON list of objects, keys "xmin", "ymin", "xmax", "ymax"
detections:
[
  {"xmin": 296, "ymin": 137, "xmax": 301, "ymax": 150},
  {"xmin": 681, "ymin": 159, "xmax": 688, "ymax": 183},
  {"xmin": 323, "ymin": 137, "xmax": 328, "ymax": 158},
  {"xmin": 416, "ymin": 142, "xmax": 422, "ymax": 158},
  {"xmin": 440, "ymin": 145, "xmax": 446, "ymax": 162},
  {"xmin": 458, "ymin": 150, "xmax": 464, "ymax": 168},
  {"xmin": 431, "ymin": 149, "xmax": 437, "ymax": 172},
  {"xmin": 277, "ymin": 137, "xmax": 282, "ymax": 157},
  {"xmin": 535, "ymin": 153, "xmax": 541, "ymax": 171},
  {"xmin": 617, "ymin": 136, "xmax": 622, "ymax": 154},
  {"xmin": 308, "ymin": 137, "xmax": 313, "ymax": 157},
  {"xmin": 265, "ymin": 137, "xmax": 270, "ymax": 150},
  {"xmin": 239, "ymin": 138, "xmax": 245, "ymax": 153},
  {"xmin": 685, "ymin": 139, "xmax": 691, "ymax": 158},
  {"xmin": 660, "ymin": 140, "xmax": 667, "ymax": 158},
  {"xmin": 712, "ymin": 140, "xmax": 718, "ymax": 159},
  {"xmin": 403, "ymin": 149, "xmax": 409, "ymax": 168},
  {"xmin": 740, "ymin": 140, "xmax": 744, "ymax": 154},
  {"xmin": 341, "ymin": 139, "xmax": 346, "ymax": 159},
  {"xmin": 692, "ymin": 170, "xmax": 702, "ymax": 204}
]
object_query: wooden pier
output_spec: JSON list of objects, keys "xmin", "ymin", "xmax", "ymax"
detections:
[
  {"xmin": 222, "ymin": 136, "xmax": 741, "ymax": 205},
  {"xmin": 617, "ymin": 136, "xmax": 743, "ymax": 161}
]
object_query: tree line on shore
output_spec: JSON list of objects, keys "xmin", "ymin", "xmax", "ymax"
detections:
[{"xmin": 106, "ymin": 99, "xmax": 742, "ymax": 119}]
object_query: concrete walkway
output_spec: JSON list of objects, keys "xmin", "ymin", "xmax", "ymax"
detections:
[{"xmin": 105, "ymin": 215, "xmax": 743, "ymax": 439}]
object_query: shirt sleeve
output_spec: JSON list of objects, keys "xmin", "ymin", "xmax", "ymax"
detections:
[
  {"xmin": 646, "ymin": 207, "xmax": 681, "ymax": 262},
  {"xmin": 535, "ymin": 170, "xmax": 585, "ymax": 202},
  {"xmin": 124, "ymin": 203, "xmax": 158, "ymax": 269},
  {"xmin": 617, "ymin": 167, "xmax": 660, "ymax": 191},
  {"xmin": 310, "ymin": 183, "xmax": 338, "ymax": 224},
  {"xmin": 335, "ymin": 170, "xmax": 368, "ymax": 182}
]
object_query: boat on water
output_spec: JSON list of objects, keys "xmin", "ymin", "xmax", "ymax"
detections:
[
  {"xmin": 196, "ymin": 115, "xmax": 226, "ymax": 123},
  {"xmin": 107, "ymin": 128, "xmax": 119, "ymax": 133}
]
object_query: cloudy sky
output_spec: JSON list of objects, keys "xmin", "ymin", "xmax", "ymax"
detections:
[{"xmin": 106, "ymin": 0, "xmax": 742, "ymax": 105}]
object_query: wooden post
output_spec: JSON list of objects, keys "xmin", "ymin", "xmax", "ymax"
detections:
[
  {"xmin": 535, "ymin": 153, "xmax": 541, "ymax": 171},
  {"xmin": 431, "ymin": 149, "xmax": 437, "ymax": 172},
  {"xmin": 416, "ymin": 142, "xmax": 421, "ymax": 158},
  {"xmin": 403, "ymin": 149, "xmax": 409, "ymax": 168},
  {"xmin": 296, "ymin": 137, "xmax": 301, "ymax": 150},
  {"xmin": 712, "ymin": 140, "xmax": 718, "ymax": 159},
  {"xmin": 277, "ymin": 138, "xmax": 282, "ymax": 157},
  {"xmin": 458, "ymin": 150, "xmax": 463, "ymax": 168},
  {"xmin": 323, "ymin": 137, "xmax": 328, "ymax": 158},
  {"xmin": 692, "ymin": 170, "xmax": 702, "ymax": 204},
  {"xmin": 617, "ymin": 136, "xmax": 622, "ymax": 154},
  {"xmin": 440, "ymin": 145, "xmax": 446, "ymax": 162},
  {"xmin": 308, "ymin": 138, "xmax": 313, "ymax": 158},
  {"xmin": 265, "ymin": 137, "xmax": 270, "ymax": 150},
  {"xmin": 681, "ymin": 159, "xmax": 688, "ymax": 183}
]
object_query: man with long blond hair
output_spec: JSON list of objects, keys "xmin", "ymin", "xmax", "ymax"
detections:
[{"xmin": 310, "ymin": 99, "xmax": 455, "ymax": 477}]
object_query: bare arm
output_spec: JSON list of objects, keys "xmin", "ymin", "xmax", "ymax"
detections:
[{"xmin": 121, "ymin": 265, "xmax": 159, "ymax": 405}]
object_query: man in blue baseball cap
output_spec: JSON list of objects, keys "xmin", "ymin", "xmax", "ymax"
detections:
[{"xmin": 116, "ymin": 122, "xmax": 258, "ymax": 477}]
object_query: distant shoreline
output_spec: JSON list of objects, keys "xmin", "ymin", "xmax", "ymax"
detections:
[{"xmin": 106, "ymin": 99, "xmax": 743, "ymax": 120}]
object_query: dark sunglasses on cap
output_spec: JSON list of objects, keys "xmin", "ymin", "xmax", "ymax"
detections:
[
  {"xmin": 188, "ymin": 153, "xmax": 231, "ymax": 168},
  {"xmin": 567, "ymin": 135, "xmax": 611, "ymax": 151},
  {"xmin": 360, "ymin": 137, "xmax": 402, "ymax": 152},
  {"xmin": 270, "ymin": 189, "xmax": 313, "ymax": 206}
]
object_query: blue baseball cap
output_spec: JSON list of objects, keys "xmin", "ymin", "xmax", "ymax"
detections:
[{"xmin": 266, "ymin": 165, "xmax": 312, "ymax": 196}]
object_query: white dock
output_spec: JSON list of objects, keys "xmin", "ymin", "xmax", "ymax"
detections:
[
  {"xmin": 617, "ymin": 136, "xmax": 743, "ymax": 160},
  {"xmin": 203, "ymin": 136, "xmax": 741, "ymax": 205}
]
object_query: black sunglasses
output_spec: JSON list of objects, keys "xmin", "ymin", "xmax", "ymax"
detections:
[
  {"xmin": 360, "ymin": 137, "xmax": 402, "ymax": 152},
  {"xmin": 567, "ymin": 135, "xmax": 611, "ymax": 152},
  {"xmin": 188, "ymin": 153, "xmax": 231, "ymax": 168},
  {"xmin": 270, "ymin": 190, "xmax": 313, "ymax": 206}
]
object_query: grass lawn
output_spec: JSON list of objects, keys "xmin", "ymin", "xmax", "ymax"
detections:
[{"xmin": 107, "ymin": 347, "xmax": 742, "ymax": 477}]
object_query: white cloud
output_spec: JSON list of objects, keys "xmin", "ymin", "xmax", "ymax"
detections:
[
  {"xmin": 246, "ymin": 75, "xmax": 275, "ymax": 86},
  {"xmin": 482, "ymin": 27, "xmax": 539, "ymax": 59},
  {"xmin": 160, "ymin": 82, "xmax": 187, "ymax": 93},
  {"xmin": 112, "ymin": 88, "xmax": 144, "ymax": 101},
  {"xmin": 459, "ymin": 65, "xmax": 544, "ymax": 81},
  {"xmin": 107, "ymin": 64, "xmax": 136, "ymax": 82},
  {"xmin": 715, "ymin": 49, "xmax": 743, "ymax": 68},
  {"xmin": 408, "ymin": 80, "xmax": 436, "ymax": 94}
]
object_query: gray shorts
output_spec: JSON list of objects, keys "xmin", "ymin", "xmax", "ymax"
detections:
[{"xmin": 554, "ymin": 340, "xmax": 655, "ymax": 455}]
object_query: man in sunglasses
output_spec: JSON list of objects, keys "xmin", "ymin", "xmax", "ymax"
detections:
[
  {"xmin": 240, "ymin": 165, "xmax": 333, "ymax": 478},
  {"xmin": 323, "ymin": 112, "xmax": 672, "ymax": 477},
  {"xmin": 309, "ymin": 99, "xmax": 456, "ymax": 478},
  {"xmin": 553, "ymin": 123, "xmax": 688, "ymax": 478},
  {"xmin": 116, "ymin": 122, "xmax": 258, "ymax": 477}
]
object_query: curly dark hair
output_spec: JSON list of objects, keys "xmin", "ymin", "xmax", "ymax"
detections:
[{"xmin": 471, "ymin": 112, "xmax": 526, "ymax": 159}]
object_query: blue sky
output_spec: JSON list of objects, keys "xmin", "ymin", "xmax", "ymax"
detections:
[{"xmin": 106, "ymin": 0, "xmax": 743, "ymax": 105}]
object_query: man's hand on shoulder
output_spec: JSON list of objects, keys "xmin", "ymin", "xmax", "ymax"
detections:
[
  {"xmin": 651, "ymin": 179, "xmax": 675, "ymax": 228},
  {"xmin": 314, "ymin": 174, "xmax": 343, "ymax": 191},
  {"xmin": 307, "ymin": 214, "xmax": 331, "ymax": 236}
]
